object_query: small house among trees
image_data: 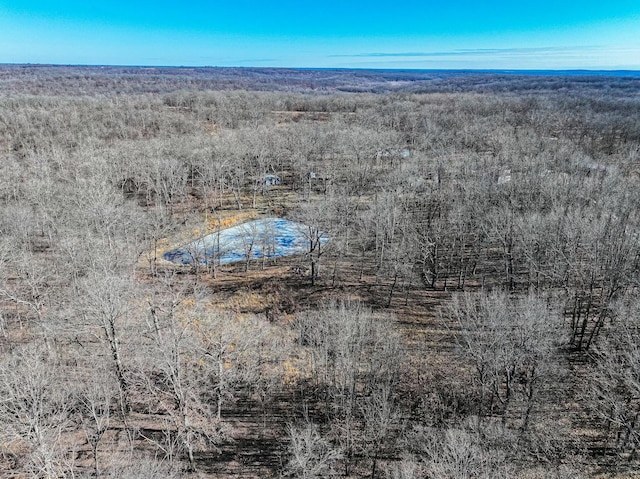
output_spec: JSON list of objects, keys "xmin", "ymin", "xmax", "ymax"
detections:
[
  {"xmin": 263, "ymin": 174, "xmax": 281, "ymax": 186},
  {"xmin": 578, "ymin": 159, "xmax": 616, "ymax": 176},
  {"xmin": 376, "ymin": 148, "xmax": 411, "ymax": 165},
  {"xmin": 497, "ymin": 168, "xmax": 512, "ymax": 185}
]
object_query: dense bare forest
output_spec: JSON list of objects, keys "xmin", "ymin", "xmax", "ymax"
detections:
[{"xmin": 1, "ymin": 65, "xmax": 640, "ymax": 478}]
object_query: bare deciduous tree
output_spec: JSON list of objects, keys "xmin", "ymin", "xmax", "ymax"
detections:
[
  {"xmin": 450, "ymin": 291, "xmax": 561, "ymax": 430},
  {"xmin": 589, "ymin": 300, "xmax": 640, "ymax": 457},
  {"xmin": 78, "ymin": 271, "xmax": 134, "ymax": 416},
  {"xmin": 0, "ymin": 346, "xmax": 74, "ymax": 477},
  {"xmin": 285, "ymin": 421, "xmax": 342, "ymax": 479}
]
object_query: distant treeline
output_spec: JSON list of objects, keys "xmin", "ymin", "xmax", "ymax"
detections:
[{"xmin": 1, "ymin": 63, "xmax": 639, "ymax": 95}]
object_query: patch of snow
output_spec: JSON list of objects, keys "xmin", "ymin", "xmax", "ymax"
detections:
[{"xmin": 163, "ymin": 218, "xmax": 328, "ymax": 266}]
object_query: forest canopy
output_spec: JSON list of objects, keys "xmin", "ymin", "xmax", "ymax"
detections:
[{"xmin": 1, "ymin": 66, "xmax": 640, "ymax": 478}]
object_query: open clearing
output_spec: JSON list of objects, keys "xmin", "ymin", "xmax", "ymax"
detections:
[{"xmin": 163, "ymin": 217, "xmax": 328, "ymax": 265}]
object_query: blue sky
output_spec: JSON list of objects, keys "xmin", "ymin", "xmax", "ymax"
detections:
[{"xmin": 1, "ymin": 1, "xmax": 639, "ymax": 69}]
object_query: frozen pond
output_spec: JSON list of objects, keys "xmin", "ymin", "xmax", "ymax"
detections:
[{"xmin": 163, "ymin": 218, "xmax": 328, "ymax": 265}]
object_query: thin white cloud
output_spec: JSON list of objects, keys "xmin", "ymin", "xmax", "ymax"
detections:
[
  {"xmin": 330, "ymin": 46, "xmax": 603, "ymax": 58},
  {"xmin": 327, "ymin": 45, "xmax": 640, "ymax": 69}
]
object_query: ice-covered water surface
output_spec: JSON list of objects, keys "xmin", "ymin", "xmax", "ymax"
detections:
[{"xmin": 163, "ymin": 218, "xmax": 328, "ymax": 265}]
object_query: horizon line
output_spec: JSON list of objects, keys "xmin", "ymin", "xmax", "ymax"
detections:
[{"xmin": 2, "ymin": 62, "xmax": 640, "ymax": 75}]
